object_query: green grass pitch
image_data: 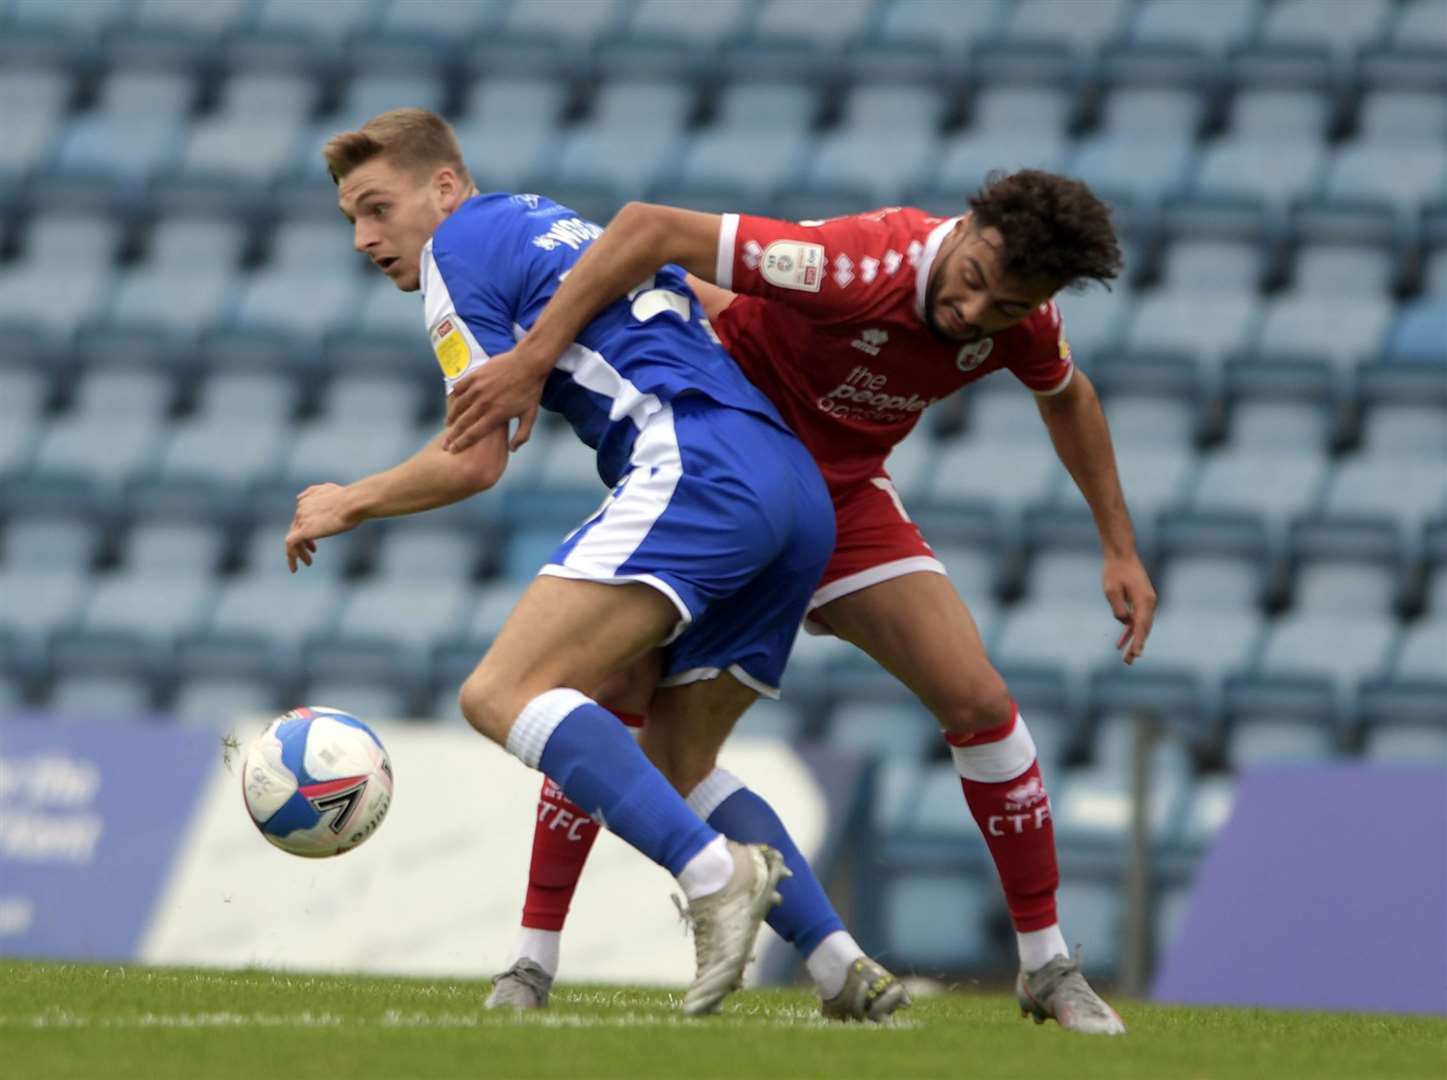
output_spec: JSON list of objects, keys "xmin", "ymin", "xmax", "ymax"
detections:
[{"xmin": 4, "ymin": 961, "xmax": 1443, "ymax": 1080}]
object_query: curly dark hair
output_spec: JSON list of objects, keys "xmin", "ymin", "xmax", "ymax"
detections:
[{"xmin": 967, "ymin": 169, "xmax": 1123, "ymax": 292}]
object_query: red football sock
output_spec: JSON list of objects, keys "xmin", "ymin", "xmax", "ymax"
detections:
[
  {"xmin": 520, "ymin": 710, "xmax": 644, "ymax": 931},
  {"xmin": 948, "ymin": 706, "xmax": 1061, "ymax": 933}
]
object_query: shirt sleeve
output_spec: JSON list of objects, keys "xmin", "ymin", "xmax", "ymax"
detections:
[
  {"xmin": 715, "ymin": 211, "xmax": 894, "ymax": 325},
  {"xmin": 1008, "ymin": 300, "xmax": 1075, "ymax": 396}
]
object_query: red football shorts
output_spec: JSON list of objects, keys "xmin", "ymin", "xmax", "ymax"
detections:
[{"xmin": 805, "ymin": 473, "xmax": 945, "ymax": 633}]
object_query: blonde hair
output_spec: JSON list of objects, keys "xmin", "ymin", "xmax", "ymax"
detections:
[{"xmin": 322, "ymin": 107, "xmax": 472, "ymax": 186}]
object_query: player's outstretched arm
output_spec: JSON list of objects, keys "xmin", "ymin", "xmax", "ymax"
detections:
[
  {"xmin": 286, "ymin": 427, "xmax": 507, "ymax": 572},
  {"xmin": 443, "ymin": 203, "xmax": 722, "ymax": 454},
  {"xmin": 1033, "ymin": 369, "xmax": 1157, "ymax": 664}
]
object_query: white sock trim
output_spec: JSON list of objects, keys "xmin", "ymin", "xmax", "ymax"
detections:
[
  {"xmin": 686, "ymin": 767, "xmax": 746, "ymax": 821},
  {"xmin": 506, "ymin": 688, "xmax": 593, "ymax": 770},
  {"xmin": 806, "ymin": 930, "xmax": 866, "ymax": 999},
  {"xmin": 1018, "ymin": 923, "xmax": 1069, "ymax": 973},
  {"xmin": 949, "ymin": 714, "xmax": 1038, "ymax": 783},
  {"xmin": 509, "ymin": 928, "xmax": 561, "ymax": 977},
  {"xmin": 676, "ymin": 834, "xmax": 734, "ymax": 900}
]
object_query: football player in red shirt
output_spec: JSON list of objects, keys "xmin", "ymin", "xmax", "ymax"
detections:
[{"xmin": 446, "ymin": 171, "xmax": 1152, "ymax": 1034}]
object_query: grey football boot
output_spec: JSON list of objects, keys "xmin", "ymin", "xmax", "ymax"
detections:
[
  {"xmin": 485, "ymin": 958, "xmax": 554, "ymax": 1010},
  {"xmin": 680, "ymin": 840, "xmax": 790, "ymax": 1015},
  {"xmin": 1016, "ymin": 949, "xmax": 1127, "ymax": 1035},
  {"xmin": 820, "ymin": 957, "xmax": 911, "ymax": 1023}
]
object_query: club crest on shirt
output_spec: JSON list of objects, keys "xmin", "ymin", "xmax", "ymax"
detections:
[{"xmin": 955, "ymin": 338, "xmax": 994, "ymax": 371}]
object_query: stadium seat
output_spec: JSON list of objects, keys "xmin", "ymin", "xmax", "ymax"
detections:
[
  {"xmin": 826, "ymin": 700, "xmax": 939, "ymax": 762},
  {"xmin": 1171, "ymin": 772, "xmax": 1237, "ymax": 850},
  {"xmin": 1393, "ymin": 616, "xmax": 1447, "ymax": 681},
  {"xmin": 47, "ymin": 672, "xmax": 155, "ymax": 722},
  {"xmin": 1357, "ymin": 90, "xmax": 1447, "ymax": 143},
  {"xmin": 253, "ymin": 0, "xmax": 376, "ymax": 40},
  {"xmin": 552, "ymin": 78, "xmax": 694, "ymax": 194},
  {"xmin": 372, "ymin": 521, "xmax": 486, "ymax": 585},
  {"xmin": 878, "ymin": 0, "xmax": 1006, "ymax": 54},
  {"xmin": 122, "ymin": 519, "xmax": 229, "ymax": 577},
  {"xmin": 1067, "ymin": 134, "xmax": 1196, "ymax": 207},
  {"xmin": 207, "ymin": 576, "xmax": 343, "ymax": 652},
  {"xmin": 301, "ymin": 679, "xmax": 412, "ymax": 722},
  {"xmin": 924, "ymin": 130, "xmax": 1071, "ymax": 203},
  {"xmin": 1229, "ymin": 716, "xmax": 1337, "ymax": 765},
  {"xmin": 884, "ymin": 873, "xmax": 994, "ymax": 970},
  {"xmin": 1290, "ymin": 241, "xmax": 1396, "ymax": 297},
  {"xmin": 1232, "ymin": 611, "xmax": 1397, "ymax": 722},
  {"xmin": 0, "ymin": 64, "xmax": 70, "ymax": 187},
  {"xmin": 1364, "ymin": 723, "xmax": 1447, "ymax": 766},
  {"xmin": 1225, "ymin": 398, "xmax": 1331, "ymax": 451},
  {"xmin": 993, "ymin": 599, "xmax": 1131, "ymax": 710},
  {"xmin": 1253, "ymin": 294, "xmax": 1395, "ymax": 375},
  {"xmin": 459, "ymin": 581, "xmax": 530, "ymax": 645},
  {"xmin": 911, "ymin": 762, "xmax": 993, "ymax": 839},
  {"xmin": 1322, "ymin": 143, "xmax": 1447, "ymax": 218},
  {"xmin": 1054, "ymin": 878, "xmax": 1122, "ymax": 975},
  {"xmin": 621, "ymin": 0, "xmax": 754, "ymax": 51},
  {"xmin": 969, "ymin": 86, "xmax": 1076, "ymax": 139},
  {"xmin": 731, "ymin": 699, "xmax": 806, "ymax": 741},
  {"xmin": 1053, "ymin": 286, "xmax": 1132, "ymax": 361},
  {"xmin": 1156, "ymin": 238, "xmax": 1265, "ymax": 294},
  {"xmin": 1259, "ymin": 0, "xmax": 1393, "ymax": 55},
  {"xmin": 172, "ymin": 675, "xmax": 278, "ymax": 726},
  {"xmin": 1318, "ymin": 457, "xmax": 1447, "ymax": 539},
  {"xmin": 746, "ymin": 0, "xmax": 877, "ymax": 50},
  {"xmin": 0, "ymin": 570, "xmax": 90, "ymax": 665},
  {"xmin": 1291, "ymin": 554, "xmax": 1398, "ymax": 617},
  {"xmin": 499, "ymin": 0, "xmax": 630, "ymax": 45},
  {"xmin": 1130, "ymin": 0, "xmax": 1260, "ymax": 54},
  {"xmin": 1000, "ymin": 0, "xmax": 1134, "ymax": 51},
  {"xmin": 1192, "ymin": 137, "xmax": 1326, "ymax": 211},
  {"xmin": 1124, "ymin": 291, "xmax": 1263, "ymax": 379},
  {"xmin": 1385, "ymin": 301, "xmax": 1447, "ymax": 364},
  {"xmin": 1359, "ymin": 402, "xmax": 1447, "ymax": 459},
  {"xmin": 1187, "ymin": 448, "xmax": 1328, "ymax": 538},
  {"xmin": 1390, "ymin": 0, "xmax": 1447, "ymax": 50},
  {"xmin": 78, "ymin": 570, "xmax": 214, "ymax": 651}
]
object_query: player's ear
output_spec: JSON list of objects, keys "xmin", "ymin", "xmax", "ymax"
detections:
[{"xmin": 434, "ymin": 166, "xmax": 461, "ymax": 211}]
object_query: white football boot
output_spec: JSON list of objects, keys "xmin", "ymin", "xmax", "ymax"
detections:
[
  {"xmin": 485, "ymin": 959, "xmax": 553, "ymax": 1010},
  {"xmin": 679, "ymin": 840, "xmax": 789, "ymax": 1015},
  {"xmin": 1016, "ymin": 949, "xmax": 1127, "ymax": 1035}
]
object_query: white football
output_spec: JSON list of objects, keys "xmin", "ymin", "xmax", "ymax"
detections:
[{"xmin": 240, "ymin": 706, "xmax": 394, "ymax": 858}]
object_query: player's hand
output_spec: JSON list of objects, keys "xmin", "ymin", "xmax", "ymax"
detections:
[
  {"xmin": 285, "ymin": 483, "xmax": 360, "ymax": 573},
  {"xmin": 1103, "ymin": 552, "xmax": 1157, "ymax": 665},
  {"xmin": 443, "ymin": 351, "xmax": 548, "ymax": 454}
]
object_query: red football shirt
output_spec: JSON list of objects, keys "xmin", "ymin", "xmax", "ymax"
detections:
[{"xmin": 711, "ymin": 207, "xmax": 1074, "ymax": 489}]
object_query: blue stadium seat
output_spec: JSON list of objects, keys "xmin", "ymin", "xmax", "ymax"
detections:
[
  {"xmin": 1390, "ymin": 0, "xmax": 1447, "ymax": 50},
  {"xmin": 1364, "ymin": 721, "xmax": 1447, "ymax": 766},
  {"xmin": 1394, "ymin": 616, "xmax": 1447, "ymax": 679},
  {"xmin": 1322, "ymin": 143, "xmax": 1447, "ymax": 218},
  {"xmin": 152, "ymin": 372, "xmax": 294, "ymax": 489},
  {"xmin": 1099, "ymin": 87, "xmax": 1205, "ymax": 139},
  {"xmin": 172, "ymin": 117, "xmax": 302, "ymax": 189},
  {"xmin": 253, "ymin": 0, "xmax": 375, "ymax": 40},
  {"xmin": 731, "ymin": 699, "xmax": 806, "ymax": 741},
  {"xmin": 878, "ymin": 432, "xmax": 937, "ymax": 506},
  {"xmin": 47, "ymin": 672, "xmax": 155, "ymax": 721},
  {"xmin": 9, "ymin": 0, "xmax": 130, "ymax": 35},
  {"xmin": 377, "ymin": 0, "xmax": 507, "ymax": 40},
  {"xmin": 501, "ymin": 526, "xmax": 564, "ymax": 583},
  {"xmin": 1291, "ymin": 554, "xmax": 1398, "ymax": 617},
  {"xmin": 331, "ymin": 579, "xmax": 476, "ymax": 655},
  {"xmin": 336, "ymin": 74, "xmax": 449, "ymax": 127},
  {"xmin": 1169, "ymin": 773, "xmax": 1237, "ymax": 853},
  {"xmin": 993, "ymin": 599, "xmax": 1129, "ymax": 710},
  {"xmin": 79, "ymin": 569, "xmax": 214, "ymax": 644},
  {"xmin": 1319, "ymin": 457, "xmax": 1446, "ymax": 538},
  {"xmin": 105, "ymin": 217, "xmax": 246, "ymax": 340},
  {"xmin": 0, "ymin": 215, "xmax": 118, "ymax": 341},
  {"xmin": 1230, "ymin": 89, "xmax": 1332, "ymax": 140},
  {"xmin": 923, "ymin": 439, "xmax": 1063, "ymax": 514},
  {"xmin": 122, "ymin": 519, "xmax": 228, "ymax": 577},
  {"xmin": 675, "ymin": 88, "xmax": 814, "ymax": 200},
  {"xmin": 1290, "ymin": 240, "xmax": 1396, "ymax": 297},
  {"xmin": 457, "ymin": 581, "xmax": 529, "ymax": 645},
  {"xmin": 879, "ymin": 0, "xmax": 1007, "ymax": 53},
  {"xmin": 0, "ymin": 570, "xmax": 90, "ymax": 665},
  {"xmin": 373, "ymin": 521, "xmax": 484, "ymax": 585},
  {"xmin": 910, "ymin": 762, "xmax": 990, "ymax": 838},
  {"xmin": 1229, "ymin": 716, "xmax": 1337, "ymax": 765},
  {"xmin": 1192, "ymin": 136, "xmax": 1326, "ymax": 210},
  {"xmin": 0, "ymin": 64, "xmax": 69, "ymax": 187},
  {"xmin": 1186, "ymin": 448, "xmax": 1328, "ymax": 538},
  {"xmin": 1424, "ymin": 250, "xmax": 1447, "ymax": 296},
  {"xmin": 207, "ymin": 575, "xmax": 343, "ymax": 651},
  {"xmin": 1054, "ymin": 287, "xmax": 1132, "ymax": 361},
  {"xmin": 1054, "ymin": 879, "xmax": 1122, "ymax": 974},
  {"xmin": 1226, "ymin": 398, "xmax": 1332, "ymax": 451},
  {"xmin": 1358, "ymin": 90, "xmax": 1447, "ymax": 143},
  {"xmin": 1258, "ymin": 0, "xmax": 1393, "ymax": 55},
  {"xmin": 1053, "ymin": 439, "xmax": 1193, "ymax": 529},
  {"xmin": 231, "ymin": 270, "xmax": 361, "ymax": 342},
  {"xmin": 172, "ymin": 675, "xmax": 278, "ymax": 725},
  {"xmin": 826, "ymin": 700, "xmax": 939, "ymax": 762},
  {"xmin": 1129, "ymin": 0, "xmax": 1260, "ymax": 54},
  {"xmin": 318, "ymin": 373, "xmax": 422, "ymax": 427},
  {"xmin": 49, "ymin": 69, "xmax": 192, "ymax": 184},
  {"xmin": 970, "ymin": 86, "xmax": 1076, "ymax": 138},
  {"xmin": 127, "ymin": 0, "xmax": 252, "ymax": 34},
  {"xmin": 30, "ymin": 418, "xmax": 164, "ymax": 493},
  {"xmin": 1359, "ymin": 403, "xmax": 1447, "ymax": 458},
  {"xmin": 1, "ymin": 509, "xmax": 99, "ymax": 575},
  {"xmin": 552, "ymin": 78, "xmax": 694, "ymax": 193},
  {"xmin": 620, "ymin": 0, "xmax": 754, "ymax": 50},
  {"xmin": 351, "ymin": 276, "xmax": 427, "ymax": 341},
  {"xmin": 747, "ymin": 0, "xmax": 876, "ymax": 50},
  {"xmin": 778, "ymin": 625, "xmax": 856, "ymax": 702},
  {"xmin": 302, "ymin": 679, "xmax": 412, "ymax": 722},
  {"xmin": 883, "ymin": 872, "xmax": 994, "ymax": 970},
  {"xmin": 499, "ymin": 0, "xmax": 630, "ymax": 44},
  {"xmin": 1067, "ymin": 133, "xmax": 1196, "ymax": 207},
  {"xmin": 1385, "ymin": 301, "xmax": 1447, "ymax": 364},
  {"xmin": 1124, "ymin": 290, "xmax": 1262, "ymax": 377},
  {"xmin": 280, "ymin": 417, "xmax": 424, "ymax": 491},
  {"xmin": 1235, "ymin": 611, "xmax": 1397, "ymax": 721},
  {"xmin": 1253, "ymin": 294, "xmax": 1394, "ymax": 374},
  {"xmin": 802, "ymin": 85, "xmax": 945, "ymax": 204},
  {"xmin": 925, "ymin": 131, "xmax": 1070, "ymax": 202},
  {"xmin": 1156, "ymin": 238, "xmax": 1264, "ymax": 293},
  {"xmin": 1001, "ymin": 0, "xmax": 1133, "ymax": 51}
]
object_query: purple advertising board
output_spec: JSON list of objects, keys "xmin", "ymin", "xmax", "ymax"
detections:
[
  {"xmin": 1153, "ymin": 764, "xmax": 1447, "ymax": 1015},
  {"xmin": 0, "ymin": 715, "xmax": 219, "ymax": 961}
]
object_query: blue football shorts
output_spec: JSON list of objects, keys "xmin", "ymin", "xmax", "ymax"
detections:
[{"xmin": 539, "ymin": 396, "xmax": 834, "ymax": 697}]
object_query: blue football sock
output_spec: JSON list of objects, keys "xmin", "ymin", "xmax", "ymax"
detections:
[
  {"xmin": 508, "ymin": 689, "xmax": 717, "ymax": 876},
  {"xmin": 690, "ymin": 772, "xmax": 844, "ymax": 957}
]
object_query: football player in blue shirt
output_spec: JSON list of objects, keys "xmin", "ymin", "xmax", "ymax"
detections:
[{"xmin": 282, "ymin": 108, "xmax": 902, "ymax": 1019}]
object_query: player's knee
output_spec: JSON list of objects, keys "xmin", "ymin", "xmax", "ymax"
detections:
[
  {"xmin": 457, "ymin": 667, "xmax": 515, "ymax": 744},
  {"xmin": 933, "ymin": 668, "xmax": 1014, "ymax": 739}
]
